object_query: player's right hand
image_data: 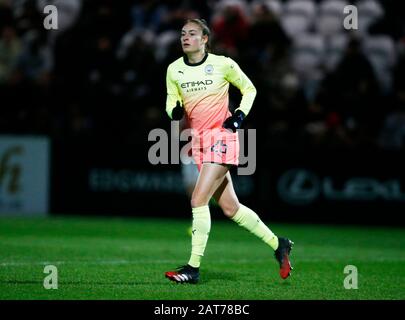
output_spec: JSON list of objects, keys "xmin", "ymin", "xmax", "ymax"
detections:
[{"xmin": 171, "ymin": 101, "xmax": 184, "ymax": 120}]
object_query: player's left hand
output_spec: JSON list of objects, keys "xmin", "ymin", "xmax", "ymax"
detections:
[{"xmin": 223, "ymin": 110, "xmax": 246, "ymax": 132}]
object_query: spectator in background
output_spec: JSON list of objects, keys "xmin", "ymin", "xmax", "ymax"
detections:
[
  {"xmin": 87, "ymin": 34, "xmax": 116, "ymax": 89},
  {"xmin": 247, "ymin": 1, "xmax": 290, "ymax": 64},
  {"xmin": 378, "ymin": 101, "xmax": 405, "ymax": 150},
  {"xmin": 131, "ymin": 0, "xmax": 167, "ymax": 33},
  {"xmin": 211, "ymin": 1, "xmax": 250, "ymax": 58},
  {"xmin": 0, "ymin": 25, "xmax": 21, "ymax": 84},
  {"xmin": 378, "ymin": 49, "xmax": 405, "ymax": 150},
  {"xmin": 12, "ymin": 0, "xmax": 43, "ymax": 36},
  {"xmin": 16, "ymin": 30, "xmax": 52, "ymax": 85},
  {"xmin": 313, "ymin": 37, "xmax": 382, "ymax": 149},
  {"xmin": 0, "ymin": 23, "xmax": 22, "ymax": 132},
  {"xmin": 244, "ymin": 2, "xmax": 300, "ymax": 149},
  {"xmin": 0, "ymin": 0, "xmax": 14, "ymax": 31},
  {"xmin": 117, "ymin": 30, "xmax": 157, "ymax": 102}
]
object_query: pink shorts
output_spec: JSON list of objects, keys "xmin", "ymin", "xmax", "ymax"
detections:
[{"xmin": 192, "ymin": 128, "xmax": 239, "ymax": 171}]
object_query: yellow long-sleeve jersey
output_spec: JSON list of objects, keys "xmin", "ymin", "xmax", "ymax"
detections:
[{"xmin": 166, "ymin": 53, "xmax": 256, "ymax": 135}]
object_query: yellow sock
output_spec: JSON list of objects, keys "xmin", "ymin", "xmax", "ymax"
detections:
[
  {"xmin": 231, "ymin": 204, "xmax": 279, "ymax": 250},
  {"xmin": 188, "ymin": 205, "xmax": 211, "ymax": 268}
]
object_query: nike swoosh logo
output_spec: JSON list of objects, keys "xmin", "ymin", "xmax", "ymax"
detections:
[{"xmin": 178, "ymin": 71, "xmax": 184, "ymax": 74}]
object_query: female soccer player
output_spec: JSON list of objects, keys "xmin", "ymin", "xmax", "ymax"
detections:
[{"xmin": 164, "ymin": 19, "xmax": 293, "ymax": 284}]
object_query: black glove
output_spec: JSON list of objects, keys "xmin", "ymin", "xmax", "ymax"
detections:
[
  {"xmin": 171, "ymin": 101, "xmax": 184, "ymax": 120},
  {"xmin": 223, "ymin": 110, "xmax": 246, "ymax": 132}
]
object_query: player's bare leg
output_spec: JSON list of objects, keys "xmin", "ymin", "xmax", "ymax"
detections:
[
  {"xmin": 212, "ymin": 171, "xmax": 240, "ymax": 217},
  {"xmin": 190, "ymin": 163, "xmax": 230, "ymax": 208}
]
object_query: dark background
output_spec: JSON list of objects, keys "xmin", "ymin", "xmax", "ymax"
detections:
[{"xmin": 1, "ymin": 0, "xmax": 405, "ymax": 225}]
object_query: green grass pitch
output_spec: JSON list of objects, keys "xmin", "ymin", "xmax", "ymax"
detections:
[{"xmin": 0, "ymin": 215, "xmax": 404, "ymax": 300}]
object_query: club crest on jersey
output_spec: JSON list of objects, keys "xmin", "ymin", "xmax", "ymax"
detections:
[{"xmin": 205, "ymin": 64, "xmax": 214, "ymax": 75}]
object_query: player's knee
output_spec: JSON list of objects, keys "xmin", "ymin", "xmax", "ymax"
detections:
[
  {"xmin": 220, "ymin": 201, "xmax": 240, "ymax": 218},
  {"xmin": 191, "ymin": 193, "xmax": 209, "ymax": 208}
]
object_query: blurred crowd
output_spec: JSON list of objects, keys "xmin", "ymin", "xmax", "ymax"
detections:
[{"xmin": 1, "ymin": 0, "xmax": 405, "ymax": 151}]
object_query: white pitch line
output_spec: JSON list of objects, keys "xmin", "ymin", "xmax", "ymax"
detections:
[
  {"xmin": 1, "ymin": 256, "xmax": 404, "ymax": 267},
  {"xmin": 0, "ymin": 259, "xmax": 177, "ymax": 267}
]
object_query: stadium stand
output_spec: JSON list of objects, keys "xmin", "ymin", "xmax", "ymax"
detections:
[{"xmin": 0, "ymin": 0, "xmax": 404, "ymax": 151}]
